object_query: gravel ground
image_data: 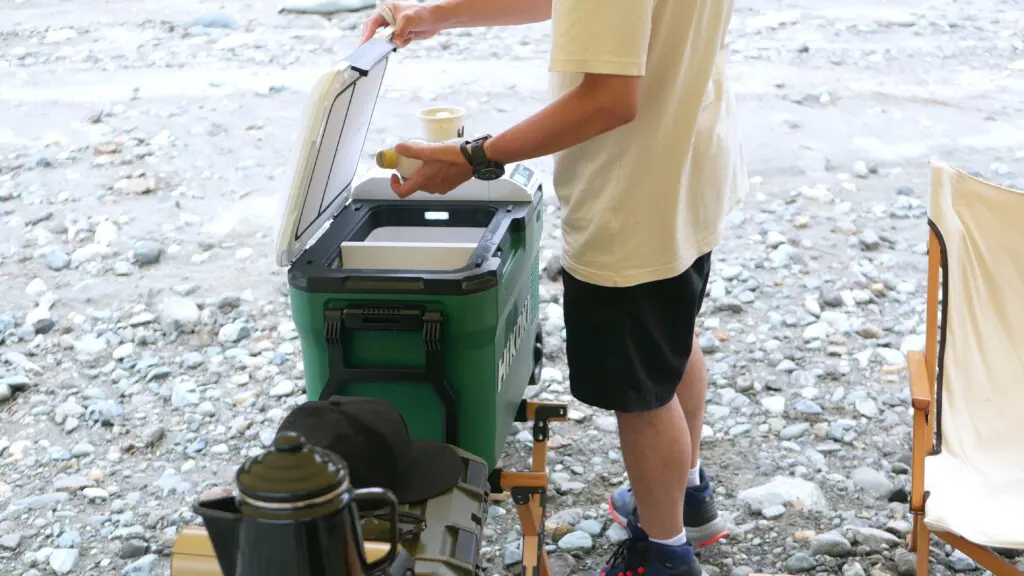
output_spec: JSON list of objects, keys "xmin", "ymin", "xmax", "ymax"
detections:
[{"xmin": 2, "ymin": 0, "xmax": 1024, "ymax": 575}]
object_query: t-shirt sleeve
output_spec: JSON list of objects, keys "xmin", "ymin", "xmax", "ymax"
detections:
[{"xmin": 549, "ymin": 0, "xmax": 656, "ymax": 77}]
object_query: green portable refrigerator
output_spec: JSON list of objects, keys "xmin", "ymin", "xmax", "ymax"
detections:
[{"xmin": 274, "ymin": 39, "xmax": 545, "ymax": 471}]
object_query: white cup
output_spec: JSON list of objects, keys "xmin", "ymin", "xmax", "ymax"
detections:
[{"xmin": 418, "ymin": 106, "xmax": 466, "ymax": 142}]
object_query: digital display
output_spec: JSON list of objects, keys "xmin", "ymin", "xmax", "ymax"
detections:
[{"xmin": 510, "ymin": 165, "xmax": 533, "ymax": 187}]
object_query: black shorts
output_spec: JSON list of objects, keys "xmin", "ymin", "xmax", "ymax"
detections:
[{"xmin": 562, "ymin": 252, "xmax": 712, "ymax": 413}]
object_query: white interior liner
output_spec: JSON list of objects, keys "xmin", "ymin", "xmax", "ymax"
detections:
[{"xmin": 339, "ymin": 226, "xmax": 486, "ymax": 271}]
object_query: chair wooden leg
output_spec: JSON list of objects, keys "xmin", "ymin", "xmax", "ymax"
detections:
[
  {"xmin": 915, "ymin": 518, "xmax": 930, "ymax": 576},
  {"xmin": 908, "ymin": 513, "xmax": 920, "ymax": 552},
  {"xmin": 499, "ymin": 401, "xmax": 568, "ymax": 576},
  {"xmin": 935, "ymin": 531, "xmax": 1024, "ymax": 576}
]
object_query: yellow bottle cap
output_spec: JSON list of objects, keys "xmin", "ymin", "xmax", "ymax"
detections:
[{"xmin": 376, "ymin": 149, "xmax": 399, "ymax": 169}]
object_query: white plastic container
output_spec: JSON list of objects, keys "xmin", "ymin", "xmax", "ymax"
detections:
[
  {"xmin": 375, "ymin": 140, "xmax": 426, "ymax": 179},
  {"xmin": 339, "ymin": 225, "xmax": 485, "ymax": 271}
]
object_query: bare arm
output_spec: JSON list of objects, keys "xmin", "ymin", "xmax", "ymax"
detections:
[
  {"xmin": 433, "ymin": 0, "xmax": 552, "ymax": 29},
  {"xmin": 389, "ymin": 73, "xmax": 639, "ymax": 197},
  {"xmin": 362, "ymin": 0, "xmax": 550, "ymax": 46},
  {"xmin": 484, "ymin": 74, "xmax": 639, "ymax": 164}
]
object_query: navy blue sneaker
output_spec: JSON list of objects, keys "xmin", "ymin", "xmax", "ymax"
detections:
[
  {"xmin": 607, "ymin": 469, "xmax": 728, "ymax": 548},
  {"xmin": 593, "ymin": 521, "xmax": 702, "ymax": 576}
]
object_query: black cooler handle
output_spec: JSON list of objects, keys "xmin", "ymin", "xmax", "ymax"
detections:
[
  {"xmin": 320, "ymin": 305, "xmax": 459, "ymax": 445},
  {"xmin": 481, "ymin": 204, "xmax": 527, "ymax": 283}
]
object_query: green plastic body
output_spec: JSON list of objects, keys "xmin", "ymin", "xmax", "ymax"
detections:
[{"xmin": 288, "ymin": 195, "xmax": 543, "ymax": 471}]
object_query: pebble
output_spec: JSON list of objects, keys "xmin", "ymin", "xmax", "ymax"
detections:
[
  {"xmin": 113, "ymin": 176, "xmax": 155, "ymax": 195},
  {"xmin": 190, "ymin": 12, "xmax": 238, "ymax": 28},
  {"xmin": 761, "ymin": 503, "xmax": 786, "ymax": 519},
  {"xmin": 269, "ymin": 380, "xmax": 297, "ymax": 397},
  {"xmin": 843, "ymin": 562, "xmax": 868, "ymax": 576},
  {"xmin": 122, "ymin": 554, "xmax": 160, "ymax": 576},
  {"xmin": 894, "ymin": 549, "xmax": 917, "ymax": 576},
  {"xmin": 780, "ymin": 422, "xmax": 810, "ymax": 439},
  {"xmin": 112, "ymin": 342, "xmax": 135, "ymax": 360},
  {"xmin": 851, "ymin": 527, "xmax": 902, "ymax": 551},
  {"xmin": 503, "ymin": 541, "xmax": 522, "ymax": 566},
  {"xmin": 548, "ymin": 553, "xmax": 578, "ymax": 576},
  {"xmin": 0, "ymin": 534, "xmax": 21, "ymax": 550},
  {"xmin": 160, "ymin": 297, "xmax": 201, "ymax": 332},
  {"xmin": 810, "ymin": 532, "xmax": 853, "ymax": 557},
  {"xmin": 132, "ymin": 240, "xmax": 163, "ymax": 265},
  {"xmin": 82, "ymin": 487, "xmax": 109, "ymax": 500},
  {"xmin": 787, "ymin": 552, "xmax": 816, "ymax": 573},
  {"xmin": 948, "ymin": 550, "xmax": 977, "ymax": 572},
  {"xmin": 48, "ymin": 548, "xmax": 78, "ymax": 574},
  {"xmin": 119, "ymin": 540, "xmax": 149, "ymax": 559},
  {"xmin": 604, "ymin": 523, "xmax": 629, "ymax": 544},
  {"xmin": 218, "ymin": 322, "xmax": 251, "ymax": 344},
  {"xmin": 279, "ymin": 0, "xmax": 375, "ymax": 14},
  {"xmin": 854, "ymin": 398, "xmax": 879, "ymax": 418},
  {"xmin": 851, "ymin": 467, "xmax": 895, "ymax": 499},
  {"xmin": 43, "ymin": 250, "xmax": 72, "ymax": 271},
  {"xmin": 556, "ymin": 530, "xmax": 593, "ymax": 551},
  {"xmin": 859, "ymin": 230, "xmax": 882, "ymax": 251},
  {"xmin": 738, "ymin": 477, "xmax": 829, "ymax": 513},
  {"xmin": 575, "ymin": 519, "xmax": 604, "ymax": 536},
  {"xmin": 171, "ymin": 382, "xmax": 200, "ymax": 407}
]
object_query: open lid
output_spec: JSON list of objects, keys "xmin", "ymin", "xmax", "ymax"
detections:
[{"xmin": 276, "ymin": 38, "xmax": 396, "ymax": 267}]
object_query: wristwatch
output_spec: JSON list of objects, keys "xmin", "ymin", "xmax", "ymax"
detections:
[{"xmin": 459, "ymin": 135, "xmax": 505, "ymax": 181}]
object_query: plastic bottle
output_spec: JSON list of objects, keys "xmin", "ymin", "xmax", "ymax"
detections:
[{"xmin": 375, "ymin": 141, "xmax": 425, "ymax": 179}]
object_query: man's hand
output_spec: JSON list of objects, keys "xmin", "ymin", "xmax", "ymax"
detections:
[
  {"xmin": 361, "ymin": 0, "xmax": 553, "ymax": 46},
  {"xmin": 360, "ymin": 1, "xmax": 442, "ymax": 47},
  {"xmin": 390, "ymin": 141, "xmax": 473, "ymax": 198}
]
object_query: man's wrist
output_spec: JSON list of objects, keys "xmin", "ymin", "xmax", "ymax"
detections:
[
  {"xmin": 481, "ymin": 137, "xmax": 501, "ymax": 165},
  {"xmin": 460, "ymin": 136, "xmax": 506, "ymax": 181},
  {"xmin": 428, "ymin": 1, "xmax": 456, "ymax": 31}
]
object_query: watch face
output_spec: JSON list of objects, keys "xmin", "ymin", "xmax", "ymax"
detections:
[{"xmin": 476, "ymin": 164, "xmax": 505, "ymax": 181}]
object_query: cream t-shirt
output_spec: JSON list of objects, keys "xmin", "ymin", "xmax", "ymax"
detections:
[{"xmin": 549, "ymin": 0, "xmax": 747, "ymax": 288}]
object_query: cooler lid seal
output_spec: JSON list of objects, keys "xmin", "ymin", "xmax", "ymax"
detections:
[{"xmin": 276, "ymin": 38, "xmax": 396, "ymax": 267}]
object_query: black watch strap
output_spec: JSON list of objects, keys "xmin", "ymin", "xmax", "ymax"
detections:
[
  {"xmin": 460, "ymin": 135, "xmax": 505, "ymax": 181},
  {"xmin": 460, "ymin": 135, "xmax": 493, "ymax": 168}
]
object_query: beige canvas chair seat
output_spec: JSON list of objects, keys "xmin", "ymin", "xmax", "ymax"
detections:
[
  {"xmin": 908, "ymin": 163, "xmax": 1024, "ymax": 575},
  {"xmin": 924, "ymin": 452, "xmax": 1024, "ymax": 549}
]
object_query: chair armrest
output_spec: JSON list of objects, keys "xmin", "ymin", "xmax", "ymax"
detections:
[
  {"xmin": 908, "ymin": 351, "xmax": 931, "ymax": 412},
  {"xmin": 908, "ymin": 350, "xmax": 933, "ymax": 513}
]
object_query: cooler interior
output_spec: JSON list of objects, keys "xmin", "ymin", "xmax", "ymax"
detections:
[{"xmin": 331, "ymin": 204, "xmax": 498, "ymax": 272}]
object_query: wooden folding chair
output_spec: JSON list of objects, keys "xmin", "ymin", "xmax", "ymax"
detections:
[{"xmin": 907, "ymin": 163, "xmax": 1024, "ymax": 575}]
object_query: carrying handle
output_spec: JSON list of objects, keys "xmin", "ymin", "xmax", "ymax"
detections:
[
  {"xmin": 352, "ymin": 487, "xmax": 400, "ymax": 572},
  {"xmin": 337, "ymin": 305, "xmax": 426, "ymax": 331},
  {"xmin": 321, "ymin": 307, "xmax": 459, "ymax": 445},
  {"xmin": 485, "ymin": 206, "xmax": 526, "ymax": 279}
]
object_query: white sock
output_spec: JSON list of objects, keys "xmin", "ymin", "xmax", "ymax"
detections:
[
  {"xmin": 686, "ymin": 460, "xmax": 701, "ymax": 488},
  {"xmin": 650, "ymin": 530, "xmax": 688, "ymax": 547}
]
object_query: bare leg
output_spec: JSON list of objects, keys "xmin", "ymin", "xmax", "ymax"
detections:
[
  {"xmin": 616, "ymin": 401, "xmax": 691, "ymax": 540},
  {"xmin": 676, "ymin": 336, "xmax": 707, "ymax": 468}
]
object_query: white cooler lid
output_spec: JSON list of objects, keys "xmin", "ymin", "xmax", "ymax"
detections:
[{"xmin": 275, "ymin": 38, "xmax": 396, "ymax": 267}]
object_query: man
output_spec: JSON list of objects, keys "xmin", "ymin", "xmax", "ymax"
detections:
[{"xmin": 361, "ymin": 0, "xmax": 746, "ymax": 574}]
